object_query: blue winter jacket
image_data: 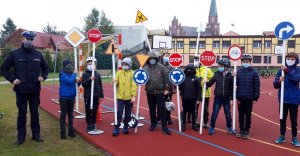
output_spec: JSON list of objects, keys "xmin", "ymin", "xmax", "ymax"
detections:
[
  {"xmin": 59, "ymin": 71, "xmax": 77, "ymax": 100},
  {"xmin": 273, "ymin": 58, "xmax": 300, "ymax": 105},
  {"xmin": 236, "ymin": 67, "xmax": 260, "ymax": 101}
]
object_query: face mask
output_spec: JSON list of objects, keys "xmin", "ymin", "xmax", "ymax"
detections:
[
  {"xmin": 149, "ymin": 59, "xmax": 157, "ymax": 65},
  {"xmin": 122, "ymin": 65, "xmax": 129, "ymax": 70},
  {"xmin": 286, "ymin": 60, "xmax": 296, "ymax": 66},
  {"xmin": 163, "ymin": 57, "xmax": 169, "ymax": 63},
  {"xmin": 23, "ymin": 40, "xmax": 33, "ymax": 48},
  {"xmin": 87, "ymin": 65, "xmax": 93, "ymax": 71},
  {"xmin": 242, "ymin": 63, "xmax": 250, "ymax": 68},
  {"xmin": 194, "ymin": 62, "xmax": 200, "ymax": 68},
  {"xmin": 218, "ymin": 67, "xmax": 225, "ymax": 72}
]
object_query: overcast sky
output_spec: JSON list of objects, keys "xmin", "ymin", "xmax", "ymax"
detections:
[{"xmin": 0, "ymin": 0, "xmax": 299, "ymax": 35}]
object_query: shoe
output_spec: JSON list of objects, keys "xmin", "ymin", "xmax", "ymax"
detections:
[
  {"xmin": 167, "ymin": 119, "xmax": 173, "ymax": 125},
  {"xmin": 208, "ymin": 127, "xmax": 214, "ymax": 135},
  {"xmin": 292, "ymin": 137, "xmax": 300, "ymax": 147},
  {"xmin": 236, "ymin": 131, "xmax": 244, "ymax": 138},
  {"xmin": 112, "ymin": 127, "xmax": 119, "ymax": 136},
  {"xmin": 203, "ymin": 123, "xmax": 210, "ymax": 129},
  {"xmin": 242, "ymin": 131, "xmax": 249, "ymax": 139},
  {"xmin": 86, "ymin": 125, "xmax": 92, "ymax": 132},
  {"xmin": 123, "ymin": 126, "xmax": 129, "ymax": 134},
  {"xmin": 181, "ymin": 124, "xmax": 186, "ymax": 131},
  {"xmin": 192, "ymin": 125, "xmax": 199, "ymax": 131},
  {"xmin": 32, "ymin": 136, "xmax": 44, "ymax": 142},
  {"xmin": 162, "ymin": 127, "xmax": 171, "ymax": 135},
  {"xmin": 275, "ymin": 135, "xmax": 286, "ymax": 144},
  {"xmin": 14, "ymin": 139, "xmax": 25, "ymax": 146},
  {"xmin": 149, "ymin": 125, "xmax": 157, "ymax": 131},
  {"xmin": 68, "ymin": 132, "xmax": 76, "ymax": 138},
  {"xmin": 61, "ymin": 133, "xmax": 67, "ymax": 139},
  {"xmin": 227, "ymin": 127, "xmax": 236, "ymax": 135}
]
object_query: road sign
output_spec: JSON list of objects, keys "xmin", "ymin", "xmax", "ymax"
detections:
[
  {"xmin": 228, "ymin": 45, "xmax": 242, "ymax": 61},
  {"xmin": 200, "ymin": 51, "xmax": 216, "ymax": 67},
  {"xmin": 135, "ymin": 10, "xmax": 148, "ymax": 23},
  {"xmin": 64, "ymin": 27, "xmax": 85, "ymax": 47},
  {"xmin": 169, "ymin": 69, "xmax": 185, "ymax": 85},
  {"xmin": 87, "ymin": 28, "xmax": 102, "ymax": 43},
  {"xmin": 169, "ymin": 53, "xmax": 183, "ymax": 68},
  {"xmin": 275, "ymin": 21, "xmax": 295, "ymax": 40},
  {"xmin": 136, "ymin": 54, "xmax": 149, "ymax": 67},
  {"xmin": 105, "ymin": 42, "xmax": 121, "ymax": 54},
  {"xmin": 133, "ymin": 69, "xmax": 149, "ymax": 85},
  {"xmin": 275, "ymin": 46, "xmax": 284, "ymax": 55}
]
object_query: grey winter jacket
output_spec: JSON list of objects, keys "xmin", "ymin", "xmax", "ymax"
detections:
[{"xmin": 144, "ymin": 63, "xmax": 170, "ymax": 94}]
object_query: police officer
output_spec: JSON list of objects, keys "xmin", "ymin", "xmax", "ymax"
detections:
[{"xmin": 1, "ymin": 31, "xmax": 49, "ymax": 145}]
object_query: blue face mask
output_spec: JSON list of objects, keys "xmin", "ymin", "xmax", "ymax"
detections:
[
  {"xmin": 242, "ymin": 63, "xmax": 250, "ymax": 68},
  {"xmin": 218, "ymin": 67, "xmax": 225, "ymax": 72},
  {"xmin": 149, "ymin": 59, "xmax": 157, "ymax": 65},
  {"xmin": 163, "ymin": 57, "xmax": 169, "ymax": 63}
]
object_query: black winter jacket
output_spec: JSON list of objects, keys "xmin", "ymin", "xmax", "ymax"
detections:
[
  {"xmin": 206, "ymin": 71, "xmax": 233, "ymax": 98},
  {"xmin": 179, "ymin": 64, "xmax": 201, "ymax": 100},
  {"xmin": 1, "ymin": 44, "xmax": 49, "ymax": 93},
  {"xmin": 236, "ymin": 67, "xmax": 260, "ymax": 101},
  {"xmin": 82, "ymin": 70, "xmax": 104, "ymax": 99}
]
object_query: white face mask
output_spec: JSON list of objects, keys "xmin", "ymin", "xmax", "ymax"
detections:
[
  {"xmin": 122, "ymin": 65, "xmax": 129, "ymax": 70},
  {"xmin": 194, "ymin": 61, "xmax": 200, "ymax": 68},
  {"xmin": 87, "ymin": 65, "xmax": 94, "ymax": 71},
  {"xmin": 286, "ymin": 60, "xmax": 296, "ymax": 66}
]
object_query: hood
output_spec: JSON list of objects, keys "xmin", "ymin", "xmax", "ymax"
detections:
[
  {"xmin": 184, "ymin": 64, "xmax": 196, "ymax": 76},
  {"xmin": 285, "ymin": 56, "xmax": 299, "ymax": 67}
]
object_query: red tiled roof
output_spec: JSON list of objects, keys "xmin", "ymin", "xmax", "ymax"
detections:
[
  {"xmin": 262, "ymin": 31, "xmax": 274, "ymax": 36},
  {"xmin": 223, "ymin": 31, "xmax": 239, "ymax": 36}
]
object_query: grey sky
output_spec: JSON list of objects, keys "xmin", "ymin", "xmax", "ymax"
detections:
[{"xmin": 0, "ymin": 0, "xmax": 299, "ymax": 35}]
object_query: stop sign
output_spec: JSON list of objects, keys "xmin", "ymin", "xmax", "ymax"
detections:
[
  {"xmin": 169, "ymin": 53, "xmax": 182, "ymax": 68},
  {"xmin": 87, "ymin": 28, "xmax": 102, "ymax": 43},
  {"xmin": 200, "ymin": 51, "xmax": 216, "ymax": 67}
]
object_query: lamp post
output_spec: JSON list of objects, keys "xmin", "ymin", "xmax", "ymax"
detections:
[{"xmin": 52, "ymin": 41, "xmax": 65, "ymax": 99}]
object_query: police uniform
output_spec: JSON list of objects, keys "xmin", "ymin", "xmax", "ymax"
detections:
[{"xmin": 1, "ymin": 38, "xmax": 49, "ymax": 144}]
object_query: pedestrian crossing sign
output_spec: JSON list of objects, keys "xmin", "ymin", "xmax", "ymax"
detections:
[{"xmin": 135, "ymin": 10, "xmax": 148, "ymax": 23}]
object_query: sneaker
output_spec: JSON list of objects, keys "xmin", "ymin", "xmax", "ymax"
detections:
[
  {"xmin": 123, "ymin": 125, "xmax": 129, "ymax": 134},
  {"xmin": 292, "ymin": 137, "xmax": 300, "ymax": 147},
  {"xmin": 149, "ymin": 125, "xmax": 157, "ymax": 131},
  {"xmin": 208, "ymin": 127, "xmax": 214, "ymax": 135},
  {"xmin": 167, "ymin": 119, "xmax": 173, "ymax": 125},
  {"xmin": 68, "ymin": 132, "xmax": 76, "ymax": 138},
  {"xmin": 86, "ymin": 125, "xmax": 92, "ymax": 132},
  {"xmin": 61, "ymin": 133, "xmax": 67, "ymax": 139},
  {"xmin": 181, "ymin": 124, "xmax": 186, "ymax": 131},
  {"xmin": 192, "ymin": 125, "xmax": 199, "ymax": 131},
  {"xmin": 236, "ymin": 131, "xmax": 244, "ymax": 138},
  {"xmin": 227, "ymin": 127, "xmax": 236, "ymax": 135},
  {"xmin": 275, "ymin": 135, "xmax": 286, "ymax": 144},
  {"xmin": 162, "ymin": 127, "xmax": 171, "ymax": 135},
  {"xmin": 242, "ymin": 131, "xmax": 249, "ymax": 139},
  {"xmin": 203, "ymin": 123, "xmax": 210, "ymax": 129},
  {"xmin": 112, "ymin": 127, "xmax": 119, "ymax": 136}
]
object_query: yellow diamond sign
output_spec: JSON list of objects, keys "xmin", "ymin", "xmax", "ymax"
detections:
[{"xmin": 65, "ymin": 27, "xmax": 86, "ymax": 47}]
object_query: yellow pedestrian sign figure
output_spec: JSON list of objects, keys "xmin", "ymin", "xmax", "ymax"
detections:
[{"xmin": 135, "ymin": 10, "xmax": 148, "ymax": 23}]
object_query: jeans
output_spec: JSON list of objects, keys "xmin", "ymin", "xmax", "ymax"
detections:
[
  {"xmin": 16, "ymin": 92, "xmax": 40, "ymax": 140},
  {"xmin": 116, "ymin": 99, "xmax": 133, "ymax": 127},
  {"xmin": 210, "ymin": 96, "xmax": 232, "ymax": 128},
  {"xmin": 59, "ymin": 98, "xmax": 75, "ymax": 134},
  {"xmin": 84, "ymin": 97, "xmax": 99, "ymax": 126},
  {"xmin": 280, "ymin": 103, "xmax": 298, "ymax": 137},
  {"xmin": 238, "ymin": 100, "xmax": 253, "ymax": 132},
  {"xmin": 147, "ymin": 93, "xmax": 167, "ymax": 127}
]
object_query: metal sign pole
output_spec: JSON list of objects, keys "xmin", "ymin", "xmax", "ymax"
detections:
[{"xmin": 233, "ymin": 61, "xmax": 237, "ymax": 130}]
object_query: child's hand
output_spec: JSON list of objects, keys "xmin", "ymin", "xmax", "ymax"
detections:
[
  {"xmin": 164, "ymin": 90, "xmax": 169, "ymax": 95},
  {"xmin": 90, "ymin": 76, "xmax": 95, "ymax": 80},
  {"xmin": 232, "ymin": 72, "xmax": 237, "ymax": 77},
  {"xmin": 279, "ymin": 76, "xmax": 285, "ymax": 82},
  {"xmin": 202, "ymin": 79, "xmax": 207, "ymax": 84},
  {"xmin": 76, "ymin": 77, "xmax": 81, "ymax": 83},
  {"xmin": 111, "ymin": 78, "xmax": 117, "ymax": 85},
  {"xmin": 281, "ymin": 65, "xmax": 287, "ymax": 71},
  {"xmin": 196, "ymin": 101, "xmax": 200, "ymax": 104},
  {"xmin": 131, "ymin": 97, "xmax": 136, "ymax": 103},
  {"xmin": 73, "ymin": 68, "xmax": 78, "ymax": 73}
]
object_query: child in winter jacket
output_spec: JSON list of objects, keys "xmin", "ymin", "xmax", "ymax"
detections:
[
  {"xmin": 273, "ymin": 52, "xmax": 300, "ymax": 147},
  {"xmin": 205, "ymin": 58, "xmax": 236, "ymax": 135},
  {"xmin": 179, "ymin": 64, "xmax": 201, "ymax": 131},
  {"xmin": 112, "ymin": 57, "xmax": 137, "ymax": 136}
]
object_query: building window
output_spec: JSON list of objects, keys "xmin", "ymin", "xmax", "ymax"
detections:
[
  {"xmin": 253, "ymin": 41, "xmax": 262, "ymax": 48},
  {"xmin": 189, "ymin": 55, "xmax": 194, "ymax": 63},
  {"xmin": 265, "ymin": 40, "xmax": 271, "ymax": 48},
  {"xmin": 278, "ymin": 40, "xmax": 283, "ymax": 46},
  {"xmin": 222, "ymin": 41, "xmax": 231, "ymax": 48},
  {"xmin": 213, "ymin": 41, "xmax": 220, "ymax": 48},
  {"xmin": 199, "ymin": 41, "xmax": 205, "ymax": 48},
  {"xmin": 216, "ymin": 56, "xmax": 220, "ymax": 61},
  {"xmin": 263, "ymin": 56, "xmax": 272, "ymax": 63},
  {"xmin": 277, "ymin": 56, "xmax": 282, "ymax": 64},
  {"xmin": 172, "ymin": 41, "xmax": 175, "ymax": 48},
  {"xmin": 288, "ymin": 40, "xmax": 295, "ymax": 48},
  {"xmin": 222, "ymin": 56, "xmax": 228, "ymax": 59},
  {"xmin": 177, "ymin": 41, "xmax": 184, "ymax": 49},
  {"xmin": 189, "ymin": 41, "xmax": 196, "ymax": 49},
  {"xmin": 253, "ymin": 56, "xmax": 261, "ymax": 63}
]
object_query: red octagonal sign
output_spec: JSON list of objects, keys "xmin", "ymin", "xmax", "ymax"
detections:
[
  {"xmin": 169, "ymin": 53, "xmax": 182, "ymax": 68},
  {"xmin": 87, "ymin": 28, "xmax": 102, "ymax": 43},
  {"xmin": 200, "ymin": 51, "xmax": 216, "ymax": 67}
]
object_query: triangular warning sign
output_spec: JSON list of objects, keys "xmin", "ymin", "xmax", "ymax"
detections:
[
  {"xmin": 105, "ymin": 42, "xmax": 121, "ymax": 54},
  {"xmin": 136, "ymin": 54, "xmax": 149, "ymax": 67},
  {"xmin": 135, "ymin": 10, "xmax": 148, "ymax": 23}
]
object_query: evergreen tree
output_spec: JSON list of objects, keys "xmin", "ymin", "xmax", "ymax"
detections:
[
  {"xmin": 43, "ymin": 50, "xmax": 54, "ymax": 72},
  {"xmin": 99, "ymin": 10, "xmax": 114, "ymax": 34},
  {"xmin": 43, "ymin": 23, "xmax": 59, "ymax": 35},
  {"xmin": 0, "ymin": 18, "xmax": 17, "ymax": 47},
  {"xmin": 83, "ymin": 8, "xmax": 100, "ymax": 33}
]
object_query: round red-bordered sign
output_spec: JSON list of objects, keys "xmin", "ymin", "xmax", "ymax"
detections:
[{"xmin": 228, "ymin": 45, "xmax": 242, "ymax": 61}]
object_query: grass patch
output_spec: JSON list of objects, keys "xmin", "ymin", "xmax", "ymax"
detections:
[{"xmin": 0, "ymin": 84, "xmax": 109, "ymax": 156}]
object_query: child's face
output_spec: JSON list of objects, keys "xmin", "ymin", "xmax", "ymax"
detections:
[
  {"xmin": 286, "ymin": 57, "xmax": 296, "ymax": 61},
  {"xmin": 242, "ymin": 60, "xmax": 251, "ymax": 64}
]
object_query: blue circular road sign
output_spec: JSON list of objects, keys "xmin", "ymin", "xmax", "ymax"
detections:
[
  {"xmin": 275, "ymin": 21, "xmax": 295, "ymax": 40},
  {"xmin": 169, "ymin": 69, "xmax": 185, "ymax": 85},
  {"xmin": 133, "ymin": 69, "xmax": 149, "ymax": 85}
]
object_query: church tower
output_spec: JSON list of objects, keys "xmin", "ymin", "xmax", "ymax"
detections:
[{"xmin": 205, "ymin": 0, "xmax": 220, "ymax": 36}]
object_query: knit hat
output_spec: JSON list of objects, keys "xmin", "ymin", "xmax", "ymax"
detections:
[
  {"xmin": 121, "ymin": 57, "xmax": 132, "ymax": 68},
  {"xmin": 63, "ymin": 59, "xmax": 72, "ymax": 67}
]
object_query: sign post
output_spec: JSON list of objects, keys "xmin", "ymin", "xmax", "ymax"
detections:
[
  {"xmin": 274, "ymin": 21, "xmax": 295, "ymax": 119},
  {"xmin": 199, "ymin": 51, "xmax": 216, "ymax": 134},
  {"xmin": 169, "ymin": 53, "xmax": 183, "ymax": 132},
  {"xmin": 228, "ymin": 45, "xmax": 242, "ymax": 130}
]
